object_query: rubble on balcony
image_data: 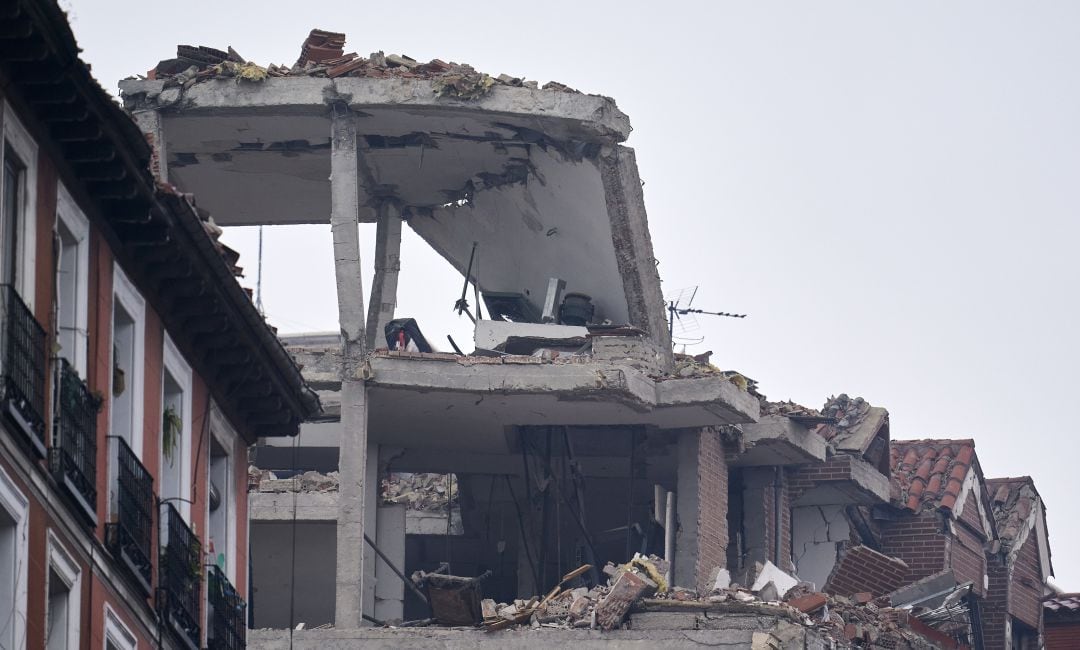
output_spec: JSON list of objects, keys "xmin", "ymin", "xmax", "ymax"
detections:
[
  {"xmin": 143, "ymin": 29, "xmax": 584, "ymax": 98},
  {"xmin": 335, "ymin": 553, "xmax": 964, "ymax": 647}
]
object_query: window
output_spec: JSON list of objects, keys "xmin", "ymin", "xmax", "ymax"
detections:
[
  {"xmin": 160, "ymin": 333, "xmax": 192, "ymax": 522},
  {"xmin": 55, "ymin": 185, "xmax": 90, "ymax": 377},
  {"xmin": 102, "ymin": 605, "xmax": 136, "ymax": 650},
  {"xmin": 0, "ymin": 104, "xmax": 38, "ymax": 306},
  {"xmin": 110, "ymin": 264, "xmax": 145, "ymax": 456},
  {"xmin": 45, "ymin": 532, "xmax": 81, "ymax": 650},
  {"xmin": 207, "ymin": 404, "xmax": 240, "ymax": 582},
  {"xmin": 0, "ymin": 465, "xmax": 29, "ymax": 650}
]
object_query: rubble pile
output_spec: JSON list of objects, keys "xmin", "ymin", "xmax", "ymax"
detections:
[
  {"xmin": 248, "ymin": 467, "xmax": 339, "ymax": 493},
  {"xmin": 438, "ymin": 557, "xmax": 960, "ymax": 647},
  {"xmin": 382, "ymin": 473, "xmax": 457, "ymax": 512},
  {"xmin": 145, "ymin": 29, "xmax": 582, "ymax": 99}
]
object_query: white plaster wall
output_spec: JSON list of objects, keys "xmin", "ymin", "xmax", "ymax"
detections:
[{"xmin": 792, "ymin": 505, "xmax": 850, "ymax": 591}]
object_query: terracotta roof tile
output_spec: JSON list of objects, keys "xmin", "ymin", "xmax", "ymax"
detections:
[
  {"xmin": 1045, "ymin": 593, "xmax": 1080, "ymax": 614},
  {"xmin": 890, "ymin": 439, "xmax": 977, "ymax": 514}
]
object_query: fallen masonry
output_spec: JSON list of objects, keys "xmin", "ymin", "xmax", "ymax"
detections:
[{"xmin": 116, "ymin": 26, "xmax": 1062, "ymax": 649}]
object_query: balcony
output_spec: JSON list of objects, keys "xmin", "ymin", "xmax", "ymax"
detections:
[
  {"xmin": 50, "ymin": 358, "xmax": 101, "ymax": 525},
  {"xmin": 106, "ymin": 436, "xmax": 154, "ymax": 595},
  {"xmin": 207, "ymin": 564, "xmax": 246, "ymax": 650},
  {"xmin": 160, "ymin": 503, "xmax": 201, "ymax": 650},
  {"xmin": 0, "ymin": 284, "xmax": 47, "ymax": 456}
]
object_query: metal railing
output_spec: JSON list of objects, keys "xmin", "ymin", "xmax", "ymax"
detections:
[
  {"xmin": 51, "ymin": 358, "xmax": 100, "ymax": 524},
  {"xmin": 160, "ymin": 502, "xmax": 201, "ymax": 650},
  {"xmin": 0, "ymin": 284, "xmax": 47, "ymax": 455},
  {"xmin": 106, "ymin": 436, "xmax": 154, "ymax": 595},
  {"xmin": 207, "ymin": 564, "xmax": 246, "ymax": 650}
]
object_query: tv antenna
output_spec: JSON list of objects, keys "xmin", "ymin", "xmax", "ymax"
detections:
[{"xmin": 666, "ymin": 286, "xmax": 746, "ymax": 345}]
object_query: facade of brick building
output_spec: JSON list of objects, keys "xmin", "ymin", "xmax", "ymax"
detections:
[{"xmin": 0, "ymin": 2, "xmax": 318, "ymax": 649}]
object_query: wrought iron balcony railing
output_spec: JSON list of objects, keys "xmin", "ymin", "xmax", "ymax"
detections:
[
  {"xmin": 105, "ymin": 436, "xmax": 154, "ymax": 595},
  {"xmin": 0, "ymin": 284, "xmax": 47, "ymax": 456},
  {"xmin": 207, "ymin": 564, "xmax": 246, "ymax": 650},
  {"xmin": 160, "ymin": 502, "xmax": 201, "ymax": 650},
  {"xmin": 50, "ymin": 358, "xmax": 100, "ymax": 525}
]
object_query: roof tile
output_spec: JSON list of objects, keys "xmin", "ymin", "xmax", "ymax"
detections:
[{"xmin": 890, "ymin": 439, "xmax": 977, "ymax": 515}]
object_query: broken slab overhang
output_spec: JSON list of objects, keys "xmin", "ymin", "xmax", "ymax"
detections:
[
  {"xmin": 118, "ymin": 76, "xmax": 664, "ymax": 339},
  {"xmin": 735, "ymin": 415, "xmax": 828, "ymax": 466},
  {"xmin": 0, "ymin": 0, "xmax": 319, "ymax": 441},
  {"xmin": 363, "ymin": 352, "xmax": 757, "ymax": 452},
  {"xmin": 792, "ymin": 455, "xmax": 891, "ymax": 506}
]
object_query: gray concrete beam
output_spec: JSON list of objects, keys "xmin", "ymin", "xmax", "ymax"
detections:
[
  {"xmin": 119, "ymin": 77, "xmax": 632, "ymax": 143},
  {"xmin": 736, "ymin": 416, "xmax": 827, "ymax": 466}
]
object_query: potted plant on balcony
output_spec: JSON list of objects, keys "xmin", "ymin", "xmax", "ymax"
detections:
[{"xmin": 162, "ymin": 405, "xmax": 182, "ymax": 462}]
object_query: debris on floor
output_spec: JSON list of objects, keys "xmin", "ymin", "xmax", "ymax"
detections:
[{"xmin": 144, "ymin": 29, "xmax": 584, "ymax": 98}]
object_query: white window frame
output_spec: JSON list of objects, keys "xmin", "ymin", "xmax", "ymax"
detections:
[
  {"xmin": 110, "ymin": 263, "xmax": 145, "ymax": 458},
  {"xmin": 208, "ymin": 403, "xmax": 239, "ymax": 582},
  {"xmin": 1, "ymin": 103, "xmax": 38, "ymax": 308},
  {"xmin": 45, "ymin": 531, "xmax": 81, "ymax": 650},
  {"xmin": 161, "ymin": 332, "xmax": 193, "ymax": 523},
  {"xmin": 102, "ymin": 604, "xmax": 137, "ymax": 650},
  {"xmin": 0, "ymin": 464, "xmax": 30, "ymax": 650},
  {"xmin": 55, "ymin": 183, "xmax": 90, "ymax": 378}
]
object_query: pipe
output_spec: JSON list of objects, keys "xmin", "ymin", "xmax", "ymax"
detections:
[
  {"xmin": 363, "ymin": 533, "xmax": 429, "ymax": 605},
  {"xmin": 664, "ymin": 490, "xmax": 676, "ymax": 586},
  {"xmin": 772, "ymin": 466, "xmax": 783, "ymax": 567}
]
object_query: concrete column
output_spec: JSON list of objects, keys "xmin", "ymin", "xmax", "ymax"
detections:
[
  {"xmin": 131, "ymin": 108, "xmax": 168, "ymax": 182},
  {"xmin": 365, "ymin": 201, "xmax": 403, "ymax": 351},
  {"xmin": 363, "ymin": 444, "xmax": 379, "ymax": 623},
  {"xmin": 330, "ymin": 107, "xmax": 370, "ymax": 628},
  {"xmin": 741, "ymin": 467, "xmax": 792, "ymax": 574},
  {"xmin": 598, "ymin": 145, "xmax": 673, "ymax": 367},
  {"xmin": 374, "ymin": 503, "xmax": 407, "ymax": 622},
  {"xmin": 674, "ymin": 428, "xmax": 728, "ymax": 593}
]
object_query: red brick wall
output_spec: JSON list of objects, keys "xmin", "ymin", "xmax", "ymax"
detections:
[
  {"xmin": 878, "ymin": 511, "xmax": 948, "ymax": 583},
  {"xmin": 983, "ymin": 551, "xmax": 1009, "ymax": 649},
  {"xmin": 950, "ymin": 522, "xmax": 987, "ymax": 597},
  {"xmin": 695, "ymin": 428, "xmax": 728, "ymax": 591},
  {"xmin": 1046, "ymin": 622, "xmax": 1080, "ymax": 649},
  {"xmin": 826, "ymin": 545, "xmax": 909, "ymax": 597},
  {"xmin": 788, "ymin": 456, "xmax": 858, "ymax": 502},
  {"xmin": 1009, "ymin": 533, "xmax": 1043, "ymax": 630}
]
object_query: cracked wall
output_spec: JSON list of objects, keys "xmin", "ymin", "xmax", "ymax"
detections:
[{"xmin": 792, "ymin": 505, "xmax": 851, "ymax": 591}]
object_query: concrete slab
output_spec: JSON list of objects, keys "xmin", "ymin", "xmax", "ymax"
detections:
[
  {"xmin": 363, "ymin": 355, "xmax": 757, "ymax": 452},
  {"xmin": 736, "ymin": 416, "xmax": 827, "ymax": 466}
]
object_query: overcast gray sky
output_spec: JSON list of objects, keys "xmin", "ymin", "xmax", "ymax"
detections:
[{"xmin": 64, "ymin": 1, "xmax": 1080, "ymax": 587}]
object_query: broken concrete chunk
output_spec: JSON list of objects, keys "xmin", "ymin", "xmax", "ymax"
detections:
[
  {"xmin": 750, "ymin": 561, "xmax": 798, "ymax": 598},
  {"xmin": 756, "ymin": 581, "xmax": 779, "ymax": 603},
  {"xmin": 593, "ymin": 570, "xmax": 656, "ymax": 631}
]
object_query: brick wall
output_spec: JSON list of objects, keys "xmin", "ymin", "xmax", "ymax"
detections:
[
  {"xmin": 983, "ymin": 551, "xmax": 1009, "ymax": 649},
  {"xmin": 695, "ymin": 427, "xmax": 728, "ymax": 592},
  {"xmin": 788, "ymin": 456, "xmax": 857, "ymax": 503},
  {"xmin": 1009, "ymin": 533, "xmax": 1043, "ymax": 630},
  {"xmin": 878, "ymin": 511, "xmax": 948, "ymax": 583},
  {"xmin": 1046, "ymin": 621, "xmax": 1080, "ymax": 649},
  {"xmin": 951, "ymin": 522, "xmax": 987, "ymax": 597},
  {"xmin": 825, "ymin": 545, "xmax": 909, "ymax": 597}
]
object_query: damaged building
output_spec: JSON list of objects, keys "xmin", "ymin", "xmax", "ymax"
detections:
[{"xmin": 108, "ymin": 29, "xmax": 1064, "ymax": 649}]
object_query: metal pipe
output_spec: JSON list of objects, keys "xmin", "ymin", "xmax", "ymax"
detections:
[
  {"xmin": 664, "ymin": 490, "xmax": 676, "ymax": 586},
  {"xmin": 363, "ymin": 533, "xmax": 429, "ymax": 605}
]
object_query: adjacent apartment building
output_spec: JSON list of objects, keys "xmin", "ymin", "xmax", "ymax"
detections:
[{"xmin": 0, "ymin": 2, "xmax": 318, "ymax": 649}]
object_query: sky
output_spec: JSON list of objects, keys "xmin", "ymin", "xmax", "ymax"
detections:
[{"xmin": 64, "ymin": 1, "xmax": 1080, "ymax": 587}]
